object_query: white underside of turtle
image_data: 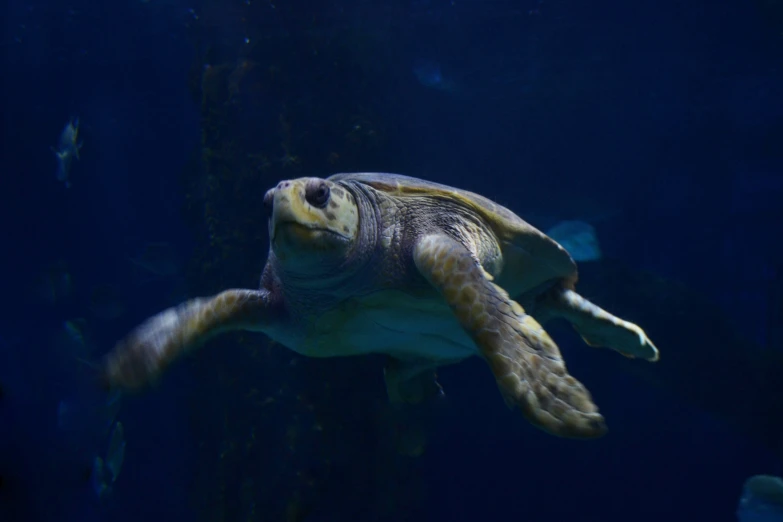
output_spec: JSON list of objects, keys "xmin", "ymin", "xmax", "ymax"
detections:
[{"xmin": 275, "ymin": 288, "xmax": 475, "ymax": 361}]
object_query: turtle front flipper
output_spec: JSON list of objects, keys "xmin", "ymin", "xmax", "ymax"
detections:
[
  {"xmin": 413, "ymin": 234, "xmax": 607, "ymax": 439},
  {"xmin": 540, "ymin": 287, "xmax": 659, "ymax": 362},
  {"xmin": 101, "ymin": 289, "xmax": 279, "ymax": 391}
]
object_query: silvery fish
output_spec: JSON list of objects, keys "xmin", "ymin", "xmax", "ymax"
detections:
[
  {"xmin": 105, "ymin": 421, "xmax": 126, "ymax": 483},
  {"xmin": 737, "ymin": 475, "xmax": 783, "ymax": 522},
  {"xmin": 90, "ymin": 420, "xmax": 126, "ymax": 499},
  {"xmin": 50, "ymin": 117, "xmax": 83, "ymax": 188},
  {"xmin": 546, "ymin": 220, "xmax": 602, "ymax": 262}
]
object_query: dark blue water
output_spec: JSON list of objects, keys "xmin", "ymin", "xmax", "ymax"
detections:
[{"xmin": 2, "ymin": 0, "xmax": 782, "ymax": 521}]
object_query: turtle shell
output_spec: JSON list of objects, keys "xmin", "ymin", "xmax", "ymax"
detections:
[{"xmin": 328, "ymin": 172, "xmax": 578, "ymax": 292}]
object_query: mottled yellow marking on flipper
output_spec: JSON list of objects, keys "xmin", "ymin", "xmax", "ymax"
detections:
[
  {"xmin": 101, "ymin": 289, "xmax": 273, "ymax": 391},
  {"xmin": 413, "ymin": 234, "xmax": 606, "ymax": 439},
  {"xmin": 542, "ymin": 288, "xmax": 659, "ymax": 362}
]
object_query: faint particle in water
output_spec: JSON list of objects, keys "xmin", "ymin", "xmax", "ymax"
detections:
[
  {"xmin": 345, "ymin": 120, "xmax": 378, "ymax": 144},
  {"xmin": 546, "ymin": 220, "xmax": 602, "ymax": 262},
  {"xmin": 50, "ymin": 117, "xmax": 82, "ymax": 189},
  {"xmin": 737, "ymin": 475, "xmax": 783, "ymax": 521}
]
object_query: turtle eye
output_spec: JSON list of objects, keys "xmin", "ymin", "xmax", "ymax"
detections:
[{"xmin": 305, "ymin": 181, "xmax": 330, "ymax": 208}]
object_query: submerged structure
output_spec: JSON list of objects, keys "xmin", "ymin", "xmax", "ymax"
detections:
[{"xmin": 178, "ymin": 3, "xmax": 424, "ymax": 520}]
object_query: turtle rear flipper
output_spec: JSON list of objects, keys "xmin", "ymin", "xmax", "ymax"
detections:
[
  {"xmin": 383, "ymin": 357, "xmax": 445, "ymax": 405},
  {"xmin": 101, "ymin": 289, "xmax": 278, "ymax": 391},
  {"xmin": 540, "ymin": 287, "xmax": 659, "ymax": 362},
  {"xmin": 413, "ymin": 234, "xmax": 607, "ymax": 439}
]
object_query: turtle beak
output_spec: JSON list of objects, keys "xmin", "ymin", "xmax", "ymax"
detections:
[
  {"xmin": 267, "ymin": 178, "xmax": 353, "ymax": 255},
  {"xmin": 263, "ymin": 188, "xmax": 275, "ymax": 214},
  {"xmin": 270, "ymin": 181, "xmax": 301, "ymax": 235},
  {"xmin": 270, "ymin": 180, "xmax": 330, "ymax": 231},
  {"xmin": 264, "ymin": 188, "xmax": 276, "ymax": 241},
  {"xmin": 269, "ymin": 180, "xmax": 322, "ymax": 244}
]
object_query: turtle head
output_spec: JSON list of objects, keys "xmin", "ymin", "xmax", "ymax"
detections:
[{"xmin": 265, "ymin": 177, "xmax": 360, "ymax": 272}]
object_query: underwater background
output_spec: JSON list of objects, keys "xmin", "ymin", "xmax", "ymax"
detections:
[{"xmin": 2, "ymin": 0, "xmax": 783, "ymax": 520}]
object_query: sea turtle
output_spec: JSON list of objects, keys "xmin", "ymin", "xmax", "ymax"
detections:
[{"xmin": 100, "ymin": 172, "xmax": 658, "ymax": 439}]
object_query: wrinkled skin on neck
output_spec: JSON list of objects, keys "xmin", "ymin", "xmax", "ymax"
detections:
[{"xmin": 262, "ymin": 177, "xmax": 384, "ymax": 314}]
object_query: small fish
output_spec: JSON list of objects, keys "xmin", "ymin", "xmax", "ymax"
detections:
[
  {"xmin": 546, "ymin": 220, "xmax": 602, "ymax": 262},
  {"xmin": 737, "ymin": 475, "xmax": 783, "ymax": 521},
  {"xmin": 412, "ymin": 60, "xmax": 459, "ymax": 94},
  {"xmin": 105, "ymin": 421, "xmax": 125, "ymax": 482},
  {"xmin": 91, "ymin": 456, "xmax": 110, "ymax": 499},
  {"xmin": 91, "ymin": 420, "xmax": 126, "ymax": 499},
  {"xmin": 63, "ymin": 319, "xmax": 86, "ymax": 346},
  {"xmin": 51, "ymin": 318, "xmax": 92, "ymax": 366},
  {"xmin": 50, "ymin": 117, "xmax": 83, "ymax": 189}
]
